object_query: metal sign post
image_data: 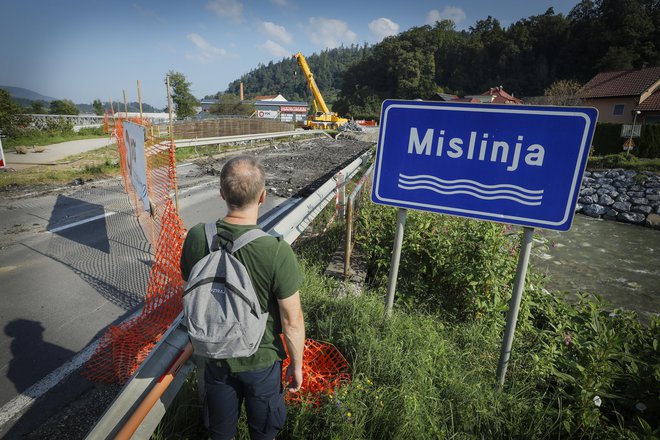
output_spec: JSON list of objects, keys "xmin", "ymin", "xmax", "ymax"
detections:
[
  {"xmin": 384, "ymin": 208, "xmax": 407, "ymax": 317},
  {"xmin": 496, "ymin": 226, "xmax": 534, "ymax": 386}
]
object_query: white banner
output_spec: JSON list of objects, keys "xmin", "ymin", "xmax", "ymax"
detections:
[
  {"xmin": 123, "ymin": 122, "xmax": 150, "ymax": 213},
  {"xmin": 0, "ymin": 136, "xmax": 6, "ymax": 168},
  {"xmin": 256, "ymin": 110, "xmax": 279, "ymax": 119}
]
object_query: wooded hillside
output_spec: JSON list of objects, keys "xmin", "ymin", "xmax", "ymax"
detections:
[
  {"xmin": 221, "ymin": 0, "xmax": 659, "ymax": 119},
  {"xmin": 221, "ymin": 45, "xmax": 370, "ymax": 104}
]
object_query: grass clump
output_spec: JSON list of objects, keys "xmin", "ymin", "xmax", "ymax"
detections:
[
  {"xmin": 0, "ymin": 146, "xmax": 120, "ymax": 190},
  {"xmin": 4, "ymin": 124, "xmax": 107, "ymax": 148}
]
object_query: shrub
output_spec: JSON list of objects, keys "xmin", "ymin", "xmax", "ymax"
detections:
[
  {"xmin": 592, "ymin": 123, "xmax": 624, "ymax": 156},
  {"xmin": 355, "ymin": 200, "xmax": 519, "ymax": 321},
  {"xmin": 77, "ymin": 126, "xmax": 106, "ymax": 136},
  {"xmin": 640, "ymin": 124, "xmax": 660, "ymax": 158}
]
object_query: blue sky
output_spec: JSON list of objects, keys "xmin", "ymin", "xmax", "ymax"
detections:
[{"xmin": 0, "ymin": 0, "xmax": 581, "ymax": 109}]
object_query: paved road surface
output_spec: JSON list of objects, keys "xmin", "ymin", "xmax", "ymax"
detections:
[{"xmin": 0, "ymin": 162, "xmax": 288, "ymax": 435}]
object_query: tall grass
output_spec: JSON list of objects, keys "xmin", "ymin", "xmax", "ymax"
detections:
[{"xmin": 152, "ymin": 186, "xmax": 658, "ymax": 440}]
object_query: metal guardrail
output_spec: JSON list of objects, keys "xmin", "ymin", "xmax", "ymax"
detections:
[
  {"xmin": 173, "ymin": 130, "xmax": 330, "ymax": 148},
  {"xmin": 85, "ymin": 151, "xmax": 372, "ymax": 440}
]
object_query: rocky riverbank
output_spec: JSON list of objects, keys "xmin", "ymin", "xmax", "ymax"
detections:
[{"xmin": 577, "ymin": 169, "xmax": 660, "ymax": 229}]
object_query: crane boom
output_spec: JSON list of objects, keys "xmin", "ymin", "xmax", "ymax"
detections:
[
  {"xmin": 293, "ymin": 51, "xmax": 348, "ymax": 129},
  {"xmin": 294, "ymin": 52, "xmax": 330, "ymax": 114}
]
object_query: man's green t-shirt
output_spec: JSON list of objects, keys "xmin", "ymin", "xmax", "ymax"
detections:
[{"xmin": 180, "ymin": 220, "xmax": 303, "ymax": 373}]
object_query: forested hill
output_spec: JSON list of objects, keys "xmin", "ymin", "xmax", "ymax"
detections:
[
  {"xmin": 223, "ymin": 45, "xmax": 370, "ymax": 103},
  {"xmin": 220, "ymin": 1, "xmax": 658, "ymax": 119},
  {"xmin": 335, "ymin": 1, "xmax": 659, "ymax": 118}
]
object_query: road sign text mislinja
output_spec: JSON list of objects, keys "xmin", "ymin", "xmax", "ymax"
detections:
[{"xmin": 408, "ymin": 128, "xmax": 545, "ymax": 172}]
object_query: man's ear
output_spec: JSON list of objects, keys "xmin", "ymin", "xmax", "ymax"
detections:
[
  {"xmin": 258, "ymin": 189, "xmax": 266, "ymax": 205},
  {"xmin": 220, "ymin": 188, "xmax": 226, "ymax": 201}
]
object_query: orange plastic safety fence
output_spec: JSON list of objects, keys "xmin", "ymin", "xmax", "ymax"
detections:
[
  {"xmin": 85, "ymin": 117, "xmax": 351, "ymax": 395},
  {"xmin": 282, "ymin": 338, "xmax": 351, "ymax": 406},
  {"xmin": 84, "ymin": 116, "xmax": 188, "ymax": 383},
  {"xmin": 84, "ymin": 198, "xmax": 187, "ymax": 383}
]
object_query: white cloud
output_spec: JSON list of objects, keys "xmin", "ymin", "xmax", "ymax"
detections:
[
  {"xmin": 260, "ymin": 21, "xmax": 293, "ymax": 44},
  {"xmin": 132, "ymin": 3, "xmax": 166, "ymax": 23},
  {"xmin": 270, "ymin": 0, "xmax": 288, "ymax": 6},
  {"xmin": 426, "ymin": 6, "xmax": 466, "ymax": 25},
  {"xmin": 368, "ymin": 18, "xmax": 400, "ymax": 40},
  {"xmin": 186, "ymin": 33, "xmax": 227, "ymax": 63},
  {"xmin": 307, "ymin": 17, "xmax": 357, "ymax": 49},
  {"xmin": 259, "ymin": 40, "xmax": 290, "ymax": 58},
  {"xmin": 205, "ymin": 0, "xmax": 243, "ymax": 22}
]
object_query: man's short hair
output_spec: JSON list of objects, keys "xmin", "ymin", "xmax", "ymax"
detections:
[{"xmin": 220, "ymin": 156, "xmax": 265, "ymax": 210}]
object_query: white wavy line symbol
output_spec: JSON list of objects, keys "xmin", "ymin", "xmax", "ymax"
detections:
[{"xmin": 398, "ymin": 174, "xmax": 544, "ymax": 206}]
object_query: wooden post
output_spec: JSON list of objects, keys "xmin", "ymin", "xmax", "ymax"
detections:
[
  {"xmin": 137, "ymin": 80, "xmax": 144, "ymax": 121},
  {"xmin": 166, "ymin": 76, "xmax": 179, "ymax": 211},
  {"xmin": 109, "ymin": 98, "xmax": 116, "ymax": 121},
  {"xmin": 123, "ymin": 90, "xmax": 128, "ymax": 117}
]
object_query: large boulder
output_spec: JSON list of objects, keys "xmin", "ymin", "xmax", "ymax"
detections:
[
  {"xmin": 604, "ymin": 208, "xmax": 618, "ymax": 219},
  {"xmin": 632, "ymin": 205, "xmax": 653, "ymax": 215},
  {"xmin": 583, "ymin": 204, "xmax": 607, "ymax": 217},
  {"xmin": 617, "ymin": 212, "xmax": 646, "ymax": 224},
  {"xmin": 612, "ymin": 201, "xmax": 632, "ymax": 212},
  {"xmin": 599, "ymin": 194, "xmax": 615, "ymax": 206},
  {"xmin": 579, "ymin": 195, "xmax": 596, "ymax": 204},
  {"xmin": 646, "ymin": 213, "xmax": 660, "ymax": 230}
]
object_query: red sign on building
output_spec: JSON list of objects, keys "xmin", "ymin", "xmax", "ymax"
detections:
[{"xmin": 280, "ymin": 106, "xmax": 307, "ymax": 114}]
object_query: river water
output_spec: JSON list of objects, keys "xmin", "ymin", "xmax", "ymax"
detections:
[{"xmin": 530, "ymin": 214, "xmax": 660, "ymax": 323}]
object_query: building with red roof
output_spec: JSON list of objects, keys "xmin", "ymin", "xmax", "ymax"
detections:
[
  {"xmin": 577, "ymin": 67, "xmax": 660, "ymax": 124},
  {"xmin": 464, "ymin": 86, "xmax": 523, "ymax": 104}
]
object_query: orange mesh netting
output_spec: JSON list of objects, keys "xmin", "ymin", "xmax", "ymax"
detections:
[
  {"xmin": 84, "ymin": 197, "xmax": 186, "ymax": 382},
  {"xmin": 85, "ymin": 116, "xmax": 351, "ymax": 398},
  {"xmin": 283, "ymin": 338, "xmax": 351, "ymax": 406},
  {"xmin": 84, "ymin": 116, "xmax": 187, "ymax": 383}
]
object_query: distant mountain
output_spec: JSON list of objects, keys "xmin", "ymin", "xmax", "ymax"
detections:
[{"xmin": 0, "ymin": 85, "xmax": 57, "ymax": 102}]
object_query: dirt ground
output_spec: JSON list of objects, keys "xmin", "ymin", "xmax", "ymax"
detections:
[{"xmin": 194, "ymin": 136, "xmax": 374, "ymax": 198}]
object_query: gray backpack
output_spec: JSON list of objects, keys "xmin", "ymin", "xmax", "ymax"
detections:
[{"xmin": 183, "ymin": 223, "xmax": 270, "ymax": 359}]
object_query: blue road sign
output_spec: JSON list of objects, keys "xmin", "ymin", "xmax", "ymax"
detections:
[{"xmin": 372, "ymin": 100, "xmax": 598, "ymax": 231}]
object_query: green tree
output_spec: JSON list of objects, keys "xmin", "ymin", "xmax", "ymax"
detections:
[
  {"xmin": 92, "ymin": 99, "xmax": 104, "ymax": 116},
  {"xmin": 30, "ymin": 100, "xmax": 47, "ymax": 114},
  {"xmin": 0, "ymin": 89, "xmax": 30, "ymax": 137},
  {"xmin": 209, "ymin": 94, "xmax": 254, "ymax": 116},
  {"xmin": 166, "ymin": 71, "xmax": 198, "ymax": 119},
  {"xmin": 543, "ymin": 79, "xmax": 583, "ymax": 106},
  {"xmin": 49, "ymin": 99, "xmax": 79, "ymax": 115}
]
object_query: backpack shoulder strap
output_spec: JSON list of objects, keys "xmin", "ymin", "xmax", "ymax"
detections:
[
  {"xmin": 204, "ymin": 222, "xmax": 220, "ymax": 252},
  {"xmin": 231, "ymin": 229, "xmax": 269, "ymax": 253}
]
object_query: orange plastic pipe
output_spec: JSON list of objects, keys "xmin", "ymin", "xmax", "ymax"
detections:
[{"xmin": 114, "ymin": 341, "xmax": 194, "ymax": 440}]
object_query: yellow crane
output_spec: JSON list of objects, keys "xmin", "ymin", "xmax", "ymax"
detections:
[{"xmin": 294, "ymin": 51, "xmax": 348, "ymax": 130}]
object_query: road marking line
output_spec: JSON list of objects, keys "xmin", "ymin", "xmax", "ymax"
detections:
[
  {"xmin": 178, "ymin": 180, "xmax": 217, "ymax": 196},
  {"xmin": 0, "ymin": 308, "xmax": 142, "ymax": 428},
  {"xmin": 47, "ymin": 211, "xmax": 117, "ymax": 233}
]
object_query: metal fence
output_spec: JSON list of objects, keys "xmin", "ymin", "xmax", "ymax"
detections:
[
  {"xmin": 343, "ymin": 163, "xmax": 375, "ymax": 279},
  {"xmin": 156, "ymin": 117, "xmax": 294, "ymax": 139}
]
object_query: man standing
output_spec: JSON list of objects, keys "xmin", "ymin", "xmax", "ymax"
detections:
[{"xmin": 180, "ymin": 155, "xmax": 305, "ymax": 440}]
